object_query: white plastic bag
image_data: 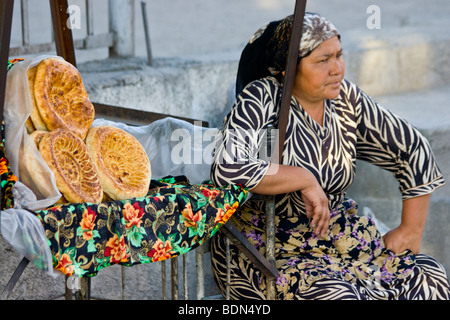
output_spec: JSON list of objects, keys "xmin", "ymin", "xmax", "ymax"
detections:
[
  {"xmin": 0, "ymin": 208, "xmax": 54, "ymax": 274},
  {"xmin": 4, "ymin": 56, "xmax": 62, "ymax": 209},
  {"xmin": 1, "ymin": 55, "xmax": 63, "ymax": 275}
]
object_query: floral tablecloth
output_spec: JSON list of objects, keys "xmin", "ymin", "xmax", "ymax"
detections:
[
  {"xmin": 1, "ymin": 123, "xmax": 248, "ymax": 277},
  {"xmin": 34, "ymin": 176, "xmax": 247, "ymax": 277}
]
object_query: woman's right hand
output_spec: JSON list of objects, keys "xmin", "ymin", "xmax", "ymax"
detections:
[
  {"xmin": 300, "ymin": 179, "xmax": 330, "ymax": 237},
  {"xmin": 250, "ymin": 164, "xmax": 330, "ymax": 237}
]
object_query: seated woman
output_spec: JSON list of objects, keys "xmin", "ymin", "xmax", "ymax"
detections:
[{"xmin": 210, "ymin": 12, "xmax": 450, "ymax": 300}]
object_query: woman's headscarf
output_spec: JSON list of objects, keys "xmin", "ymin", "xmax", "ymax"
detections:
[{"xmin": 236, "ymin": 13, "xmax": 340, "ymax": 96}]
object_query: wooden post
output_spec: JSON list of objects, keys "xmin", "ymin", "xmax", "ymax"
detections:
[
  {"xmin": 49, "ymin": 0, "xmax": 77, "ymax": 66},
  {"xmin": 0, "ymin": 0, "xmax": 14, "ymax": 124}
]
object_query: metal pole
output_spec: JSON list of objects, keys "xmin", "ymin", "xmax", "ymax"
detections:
[
  {"xmin": 276, "ymin": 0, "xmax": 307, "ymax": 164},
  {"xmin": 171, "ymin": 257, "xmax": 178, "ymax": 300},
  {"xmin": 21, "ymin": 0, "xmax": 30, "ymax": 46},
  {"xmin": 195, "ymin": 249, "xmax": 205, "ymax": 300},
  {"xmin": 183, "ymin": 254, "xmax": 188, "ymax": 300},
  {"xmin": 121, "ymin": 265, "xmax": 126, "ymax": 300},
  {"xmin": 0, "ymin": 257, "xmax": 29, "ymax": 300},
  {"xmin": 85, "ymin": 0, "xmax": 95, "ymax": 36},
  {"xmin": 161, "ymin": 260, "xmax": 167, "ymax": 300},
  {"xmin": 264, "ymin": 0, "xmax": 308, "ymax": 300},
  {"xmin": 265, "ymin": 126, "xmax": 276, "ymax": 300},
  {"xmin": 140, "ymin": 0, "xmax": 153, "ymax": 66},
  {"xmin": 225, "ymin": 237, "xmax": 231, "ymax": 300},
  {"xmin": 265, "ymin": 198, "xmax": 276, "ymax": 300}
]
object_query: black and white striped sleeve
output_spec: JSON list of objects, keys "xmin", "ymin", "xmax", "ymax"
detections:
[
  {"xmin": 210, "ymin": 79, "xmax": 278, "ymax": 189},
  {"xmin": 352, "ymin": 83, "xmax": 445, "ymax": 200}
]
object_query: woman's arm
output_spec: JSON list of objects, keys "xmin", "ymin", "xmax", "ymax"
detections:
[
  {"xmin": 383, "ymin": 194, "xmax": 430, "ymax": 254},
  {"xmin": 212, "ymin": 79, "xmax": 330, "ymax": 236},
  {"xmin": 250, "ymin": 163, "xmax": 330, "ymax": 237},
  {"xmin": 351, "ymin": 80, "xmax": 444, "ymax": 200},
  {"xmin": 348, "ymin": 81, "xmax": 443, "ymax": 253}
]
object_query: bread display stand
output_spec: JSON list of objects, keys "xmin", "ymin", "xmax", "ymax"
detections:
[{"xmin": 0, "ymin": 0, "xmax": 272, "ymax": 300}]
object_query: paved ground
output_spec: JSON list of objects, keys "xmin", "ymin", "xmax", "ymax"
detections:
[
  {"xmin": 136, "ymin": 0, "xmax": 450, "ymax": 59},
  {"xmin": 10, "ymin": 0, "xmax": 450, "ymax": 61}
]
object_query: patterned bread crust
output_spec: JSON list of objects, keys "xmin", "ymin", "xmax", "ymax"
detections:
[
  {"xmin": 27, "ymin": 65, "xmax": 48, "ymax": 131},
  {"xmin": 33, "ymin": 58, "xmax": 94, "ymax": 140},
  {"xmin": 39, "ymin": 129, "xmax": 103, "ymax": 204},
  {"xmin": 86, "ymin": 126, "xmax": 151, "ymax": 200}
]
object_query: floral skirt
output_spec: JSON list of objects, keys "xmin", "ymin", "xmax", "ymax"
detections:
[{"xmin": 211, "ymin": 198, "xmax": 450, "ymax": 300}]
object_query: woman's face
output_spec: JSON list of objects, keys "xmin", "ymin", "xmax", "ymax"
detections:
[{"xmin": 293, "ymin": 36, "xmax": 345, "ymax": 105}]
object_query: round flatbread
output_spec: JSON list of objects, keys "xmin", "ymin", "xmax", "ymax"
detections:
[
  {"xmin": 33, "ymin": 58, "xmax": 94, "ymax": 140},
  {"xmin": 39, "ymin": 129, "xmax": 103, "ymax": 204},
  {"xmin": 86, "ymin": 126, "xmax": 151, "ymax": 200}
]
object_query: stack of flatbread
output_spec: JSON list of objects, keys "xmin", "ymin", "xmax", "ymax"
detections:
[
  {"xmin": 25, "ymin": 57, "xmax": 152, "ymax": 204},
  {"xmin": 26, "ymin": 57, "xmax": 95, "ymax": 139}
]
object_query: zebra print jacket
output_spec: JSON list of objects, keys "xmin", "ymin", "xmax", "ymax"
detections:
[{"xmin": 211, "ymin": 77, "xmax": 444, "ymax": 217}]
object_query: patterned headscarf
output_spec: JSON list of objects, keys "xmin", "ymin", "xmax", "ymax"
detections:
[{"xmin": 236, "ymin": 13, "xmax": 340, "ymax": 96}]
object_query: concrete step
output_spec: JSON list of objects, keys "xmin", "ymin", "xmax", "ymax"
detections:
[
  {"xmin": 79, "ymin": 23, "xmax": 450, "ymax": 128},
  {"xmin": 342, "ymin": 24, "xmax": 450, "ymax": 96},
  {"xmin": 377, "ymin": 84, "xmax": 450, "ymax": 131},
  {"xmin": 79, "ymin": 56, "xmax": 240, "ymax": 128}
]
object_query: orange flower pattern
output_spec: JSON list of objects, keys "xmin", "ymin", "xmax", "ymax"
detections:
[
  {"xmin": 215, "ymin": 201, "xmax": 239, "ymax": 225},
  {"xmin": 54, "ymin": 252, "xmax": 74, "ymax": 276},
  {"xmin": 148, "ymin": 239, "xmax": 175, "ymax": 262},
  {"xmin": 105, "ymin": 234, "xmax": 128, "ymax": 264},
  {"xmin": 123, "ymin": 202, "xmax": 144, "ymax": 229},
  {"xmin": 1, "ymin": 123, "xmax": 18, "ymax": 210},
  {"xmin": 181, "ymin": 202, "xmax": 202, "ymax": 228},
  {"xmin": 80, "ymin": 207, "xmax": 97, "ymax": 241},
  {"xmin": 0, "ymin": 157, "xmax": 8, "ymax": 175}
]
